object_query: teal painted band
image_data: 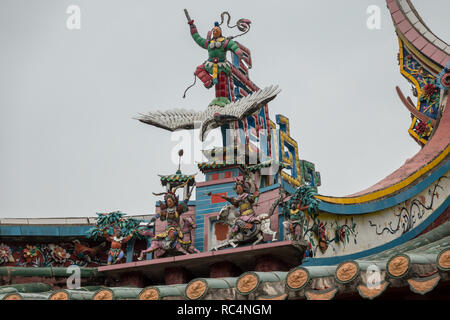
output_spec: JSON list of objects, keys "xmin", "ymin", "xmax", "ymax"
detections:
[
  {"xmin": 302, "ymin": 197, "xmax": 450, "ymax": 266},
  {"xmin": 319, "ymin": 161, "xmax": 449, "ymax": 214},
  {"xmin": 0, "ymin": 225, "xmax": 92, "ymax": 237}
]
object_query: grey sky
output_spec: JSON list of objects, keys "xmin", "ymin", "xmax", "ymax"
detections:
[{"xmin": 0, "ymin": 0, "xmax": 449, "ymax": 218}]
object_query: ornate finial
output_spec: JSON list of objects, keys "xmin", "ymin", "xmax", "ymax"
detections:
[{"xmin": 177, "ymin": 149, "xmax": 184, "ymax": 174}]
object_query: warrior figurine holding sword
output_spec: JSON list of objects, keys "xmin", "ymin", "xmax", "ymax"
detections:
[
  {"xmin": 207, "ymin": 178, "xmax": 261, "ymax": 238},
  {"xmin": 184, "ymin": 9, "xmax": 251, "ymax": 107}
]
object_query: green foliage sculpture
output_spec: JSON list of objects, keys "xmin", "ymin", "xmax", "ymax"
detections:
[
  {"xmin": 87, "ymin": 211, "xmax": 143, "ymax": 241},
  {"xmin": 283, "ymin": 185, "xmax": 320, "ymax": 218}
]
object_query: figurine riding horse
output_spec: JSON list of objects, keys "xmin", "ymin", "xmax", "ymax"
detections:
[
  {"xmin": 211, "ymin": 204, "xmax": 277, "ymax": 250},
  {"xmin": 137, "ymin": 214, "xmax": 199, "ymax": 259},
  {"xmin": 137, "ymin": 227, "xmax": 190, "ymax": 259}
]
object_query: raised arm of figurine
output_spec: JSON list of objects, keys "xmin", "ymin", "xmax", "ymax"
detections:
[
  {"xmin": 103, "ymin": 230, "xmax": 114, "ymax": 242},
  {"xmin": 122, "ymin": 233, "xmax": 134, "ymax": 243},
  {"xmin": 185, "ymin": 10, "xmax": 208, "ymax": 49},
  {"xmin": 204, "ymin": 192, "xmax": 236, "ymax": 206}
]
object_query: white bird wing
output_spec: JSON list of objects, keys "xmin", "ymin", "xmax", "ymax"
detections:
[
  {"xmin": 136, "ymin": 85, "xmax": 281, "ymax": 140},
  {"xmin": 135, "ymin": 108, "xmax": 204, "ymax": 131},
  {"xmin": 198, "ymin": 105, "xmax": 223, "ymax": 141},
  {"xmin": 221, "ymin": 85, "xmax": 281, "ymax": 119},
  {"xmin": 199, "ymin": 85, "xmax": 281, "ymax": 141}
]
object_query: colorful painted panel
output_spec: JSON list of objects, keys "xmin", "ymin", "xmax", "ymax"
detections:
[
  {"xmin": 226, "ymin": 45, "xmax": 272, "ymax": 160},
  {"xmin": 299, "ymin": 160, "xmax": 321, "ymax": 191},
  {"xmin": 301, "ymin": 172, "xmax": 449, "ymax": 260},
  {"xmin": 399, "ymin": 38, "xmax": 441, "ymax": 145},
  {"xmin": 273, "ymin": 115, "xmax": 302, "ymax": 186},
  {"xmin": 0, "ymin": 241, "xmax": 107, "ymax": 267}
]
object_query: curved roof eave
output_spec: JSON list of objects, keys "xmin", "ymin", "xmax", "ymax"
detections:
[{"xmin": 316, "ymin": 0, "xmax": 450, "ymax": 209}]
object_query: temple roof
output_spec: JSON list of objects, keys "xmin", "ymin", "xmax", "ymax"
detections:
[
  {"xmin": 158, "ymin": 171, "xmax": 196, "ymax": 185},
  {"xmin": 197, "ymin": 159, "xmax": 287, "ymax": 172},
  {"xmin": 317, "ymin": 0, "xmax": 450, "ymax": 204},
  {"xmin": 387, "ymin": 0, "xmax": 450, "ymax": 69},
  {"xmin": 2, "ymin": 222, "xmax": 449, "ymax": 300}
]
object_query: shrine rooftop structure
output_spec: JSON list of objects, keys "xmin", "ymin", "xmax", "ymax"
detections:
[{"xmin": 0, "ymin": 0, "xmax": 449, "ymax": 300}]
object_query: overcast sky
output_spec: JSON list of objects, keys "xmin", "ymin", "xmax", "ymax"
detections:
[{"xmin": 0, "ymin": 0, "xmax": 449, "ymax": 218}]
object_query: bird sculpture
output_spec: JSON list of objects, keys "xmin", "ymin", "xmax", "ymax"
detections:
[
  {"xmin": 73, "ymin": 240, "xmax": 106, "ymax": 263},
  {"xmin": 135, "ymin": 85, "xmax": 281, "ymax": 141}
]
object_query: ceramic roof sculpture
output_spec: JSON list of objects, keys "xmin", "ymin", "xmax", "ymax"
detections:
[
  {"xmin": 136, "ymin": 85, "xmax": 280, "ymax": 141},
  {"xmin": 0, "ymin": 2, "xmax": 448, "ymax": 302}
]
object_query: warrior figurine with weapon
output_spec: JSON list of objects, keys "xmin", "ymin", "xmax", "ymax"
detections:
[
  {"xmin": 153, "ymin": 184, "xmax": 191, "ymax": 242},
  {"xmin": 184, "ymin": 9, "xmax": 250, "ymax": 106},
  {"xmin": 208, "ymin": 178, "xmax": 261, "ymax": 238},
  {"xmin": 136, "ymin": 11, "xmax": 281, "ymax": 143},
  {"xmin": 136, "ymin": 179, "xmax": 195, "ymax": 260}
]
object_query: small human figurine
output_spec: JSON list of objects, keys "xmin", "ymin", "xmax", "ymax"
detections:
[
  {"xmin": 103, "ymin": 228, "xmax": 133, "ymax": 265},
  {"xmin": 155, "ymin": 191, "xmax": 189, "ymax": 241},
  {"xmin": 211, "ymin": 179, "xmax": 261, "ymax": 238},
  {"xmin": 284, "ymin": 202, "xmax": 308, "ymax": 241},
  {"xmin": 185, "ymin": 10, "xmax": 245, "ymax": 106},
  {"xmin": 137, "ymin": 226, "xmax": 190, "ymax": 260}
]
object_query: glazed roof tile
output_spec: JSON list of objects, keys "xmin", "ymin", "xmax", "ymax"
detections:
[{"xmin": 3, "ymin": 222, "xmax": 448, "ymax": 300}]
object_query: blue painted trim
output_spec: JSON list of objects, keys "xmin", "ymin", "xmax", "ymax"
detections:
[
  {"xmin": 318, "ymin": 161, "xmax": 449, "ymax": 214},
  {"xmin": 0, "ymin": 225, "xmax": 92, "ymax": 237},
  {"xmin": 197, "ymin": 176, "xmax": 279, "ymax": 197},
  {"xmin": 195, "ymin": 199, "xmax": 218, "ymax": 206},
  {"xmin": 302, "ymin": 196, "xmax": 450, "ymax": 266},
  {"xmin": 126, "ymin": 239, "xmax": 135, "ymax": 263},
  {"xmin": 260, "ymin": 183, "xmax": 280, "ymax": 193},
  {"xmin": 195, "ymin": 205, "xmax": 228, "ymax": 215},
  {"xmin": 193, "ymin": 221, "xmax": 205, "ymax": 226},
  {"xmin": 281, "ymin": 180, "xmax": 297, "ymax": 194},
  {"xmin": 195, "ymin": 201, "xmax": 233, "ymax": 209},
  {"xmin": 278, "ymin": 207, "xmax": 285, "ymax": 240},
  {"xmin": 197, "ymin": 183, "xmax": 235, "ymax": 192}
]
